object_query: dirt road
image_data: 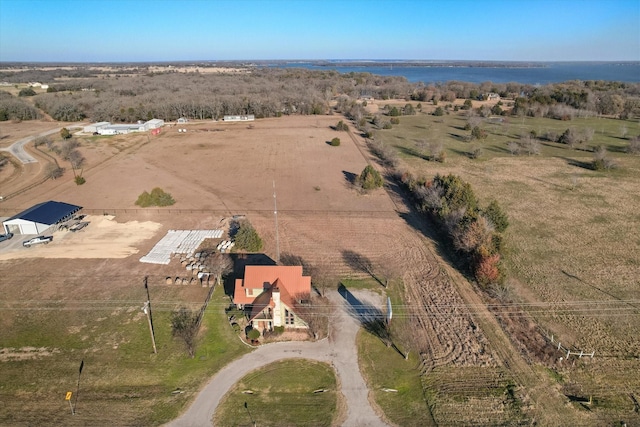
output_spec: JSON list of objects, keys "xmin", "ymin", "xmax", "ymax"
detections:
[
  {"xmin": 0, "ymin": 125, "xmax": 84, "ymax": 164},
  {"xmin": 167, "ymin": 290, "xmax": 389, "ymax": 427}
]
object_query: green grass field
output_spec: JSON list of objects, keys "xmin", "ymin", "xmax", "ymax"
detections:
[
  {"xmin": 0, "ymin": 285, "xmax": 250, "ymax": 426},
  {"xmin": 355, "ymin": 280, "xmax": 432, "ymax": 426},
  {"xmin": 213, "ymin": 359, "xmax": 340, "ymax": 427}
]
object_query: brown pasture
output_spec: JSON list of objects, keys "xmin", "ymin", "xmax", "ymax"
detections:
[{"xmin": 0, "ymin": 114, "xmax": 630, "ymax": 425}]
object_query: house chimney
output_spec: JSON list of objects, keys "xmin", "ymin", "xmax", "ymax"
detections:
[{"xmin": 272, "ymin": 285, "xmax": 282, "ymax": 327}]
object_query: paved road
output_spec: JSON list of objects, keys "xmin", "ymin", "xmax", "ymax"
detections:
[
  {"xmin": 167, "ymin": 290, "xmax": 389, "ymax": 427},
  {"xmin": 0, "ymin": 126, "xmax": 84, "ymax": 164}
]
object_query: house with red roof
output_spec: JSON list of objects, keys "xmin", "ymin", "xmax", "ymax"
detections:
[{"xmin": 234, "ymin": 265, "xmax": 311, "ymax": 333}]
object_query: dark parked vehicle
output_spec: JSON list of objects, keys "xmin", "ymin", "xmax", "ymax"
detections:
[
  {"xmin": 0, "ymin": 233, "xmax": 14, "ymax": 242},
  {"xmin": 22, "ymin": 235, "xmax": 53, "ymax": 247},
  {"xmin": 69, "ymin": 221, "xmax": 89, "ymax": 232}
]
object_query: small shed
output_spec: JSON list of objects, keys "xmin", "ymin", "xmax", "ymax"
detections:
[{"xmin": 3, "ymin": 201, "xmax": 82, "ymax": 235}]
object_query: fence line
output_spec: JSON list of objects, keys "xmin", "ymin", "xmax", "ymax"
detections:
[
  {"xmin": 0, "ymin": 207, "xmax": 397, "ymax": 218},
  {"xmin": 0, "ymin": 145, "xmax": 61, "ymax": 203},
  {"xmin": 1, "ymin": 176, "xmax": 50, "ymax": 202},
  {"xmin": 196, "ymin": 282, "xmax": 217, "ymax": 329},
  {"xmin": 547, "ymin": 332, "xmax": 595, "ymax": 360}
]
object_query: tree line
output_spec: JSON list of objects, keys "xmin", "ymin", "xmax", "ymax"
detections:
[{"xmin": 1, "ymin": 66, "xmax": 638, "ymax": 123}]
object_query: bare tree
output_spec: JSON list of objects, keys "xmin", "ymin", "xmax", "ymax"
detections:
[
  {"xmin": 376, "ymin": 259, "xmax": 402, "ymax": 288},
  {"xmin": 293, "ymin": 293, "xmax": 334, "ymax": 339},
  {"xmin": 44, "ymin": 163, "xmax": 64, "ymax": 180},
  {"xmin": 171, "ymin": 307, "xmax": 199, "ymax": 358},
  {"xmin": 507, "ymin": 141, "xmax": 520, "ymax": 155},
  {"xmin": 627, "ymin": 135, "xmax": 640, "ymax": 154},
  {"xmin": 428, "ymin": 141, "xmax": 445, "ymax": 162},
  {"xmin": 415, "ymin": 138, "xmax": 428, "ymax": 158},
  {"xmin": 67, "ymin": 150, "xmax": 85, "ymax": 178},
  {"xmin": 60, "ymin": 139, "xmax": 80, "ymax": 160},
  {"xmin": 33, "ymin": 136, "xmax": 51, "ymax": 148},
  {"xmin": 620, "ymin": 125, "xmax": 628, "ymax": 139},
  {"xmin": 205, "ymin": 253, "xmax": 233, "ymax": 286},
  {"xmin": 308, "ymin": 256, "xmax": 337, "ymax": 297},
  {"xmin": 466, "ymin": 115, "xmax": 481, "ymax": 129},
  {"xmin": 592, "ymin": 145, "xmax": 617, "ymax": 170},
  {"xmin": 518, "ymin": 134, "xmax": 540, "ymax": 155}
]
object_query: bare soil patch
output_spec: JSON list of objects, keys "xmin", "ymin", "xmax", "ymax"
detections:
[
  {"xmin": 0, "ymin": 215, "xmax": 162, "ymax": 261},
  {"xmin": 0, "ymin": 120, "xmax": 75, "ymax": 148},
  {"xmin": 0, "ymin": 346, "xmax": 60, "ymax": 361}
]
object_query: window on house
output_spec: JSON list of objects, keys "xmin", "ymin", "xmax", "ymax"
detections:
[{"xmin": 285, "ymin": 309, "xmax": 295, "ymax": 325}]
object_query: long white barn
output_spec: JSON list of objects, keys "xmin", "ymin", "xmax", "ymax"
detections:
[{"xmin": 83, "ymin": 119, "xmax": 164, "ymax": 135}]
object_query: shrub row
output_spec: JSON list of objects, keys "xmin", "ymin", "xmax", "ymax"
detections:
[{"xmin": 399, "ymin": 172, "xmax": 509, "ymax": 287}]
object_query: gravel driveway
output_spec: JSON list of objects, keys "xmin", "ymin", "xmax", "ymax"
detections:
[{"xmin": 166, "ymin": 289, "xmax": 390, "ymax": 427}]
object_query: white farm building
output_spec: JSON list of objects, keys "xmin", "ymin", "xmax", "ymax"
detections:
[
  {"xmin": 223, "ymin": 115, "xmax": 255, "ymax": 122},
  {"xmin": 83, "ymin": 119, "xmax": 165, "ymax": 135},
  {"xmin": 83, "ymin": 122, "xmax": 110, "ymax": 133},
  {"xmin": 3, "ymin": 201, "xmax": 82, "ymax": 235}
]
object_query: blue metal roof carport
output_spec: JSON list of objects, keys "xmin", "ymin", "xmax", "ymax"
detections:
[{"xmin": 2, "ymin": 201, "xmax": 82, "ymax": 235}]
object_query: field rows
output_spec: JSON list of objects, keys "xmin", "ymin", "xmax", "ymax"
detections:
[{"xmin": 255, "ymin": 213, "xmax": 498, "ymax": 373}]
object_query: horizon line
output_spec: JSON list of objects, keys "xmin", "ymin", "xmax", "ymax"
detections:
[{"xmin": 1, "ymin": 59, "xmax": 639, "ymax": 65}]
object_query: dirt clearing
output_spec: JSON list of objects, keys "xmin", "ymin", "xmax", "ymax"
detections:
[{"xmin": 0, "ymin": 215, "xmax": 161, "ymax": 260}]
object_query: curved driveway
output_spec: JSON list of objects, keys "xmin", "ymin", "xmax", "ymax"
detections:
[
  {"xmin": 167, "ymin": 290, "xmax": 389, "ymax": 427},
  {"xmin": 0, "ymin": 126, "xmax": 84, "ymax": 164}
]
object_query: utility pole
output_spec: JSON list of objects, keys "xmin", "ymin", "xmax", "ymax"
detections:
[
  {"xmin": 143, "ymin": 277, "xmax": 157, "ymax": 354},
  {"xmin": 273, "ymin": 180, "xmax": 280, "ymax": 264},
  {"xmin": 73, "ymin": 359, "xmax": 84, "ymax": 414}
]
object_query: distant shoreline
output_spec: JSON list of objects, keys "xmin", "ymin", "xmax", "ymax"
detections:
[
  {"xmin": 1, "ymin": 60, "xmax": 638, "ymax": 84},
  {"xmin": 0, "ymin": 60, "xmax": 638, "ymax": 68}
]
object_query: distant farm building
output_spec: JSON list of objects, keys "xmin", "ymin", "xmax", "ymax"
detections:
[
  {"xmin": 223, "ymin": 115, "xmax": 255, "ymax": 122},
  {"xmin": 486, "ymin": 93, "xmax": 500, "ymax": 100},
  {"xmin": 83, "ymin": 119, "xmax": 165, "ymax": 135},
  {"xmin": 2, "ymin": 201, "xmax": 82, "ymax": 235},
  {"xmin": 83, "ymin": 122, "xmax": 110, "ymax": 133},
  {"xmin": 177, "ymin": 117, "xmax": 188, "ymax": 124},
  {"xmin": 146, "ymin": 119, "xmax": 164, "ymax": 129}
]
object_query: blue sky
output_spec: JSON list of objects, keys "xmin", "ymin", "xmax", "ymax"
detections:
[{"xmin": 0, "ymin": 0, "xmax": 638, "ymax": 62}]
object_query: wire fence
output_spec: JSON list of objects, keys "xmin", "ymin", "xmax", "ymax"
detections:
[
  {"xmin": 0, "ymin": 207, "xmax": 398, "ymax": 218},
  {"xmin": 543, "ymin": 329, "xmax": 596, "ymax": 360}
]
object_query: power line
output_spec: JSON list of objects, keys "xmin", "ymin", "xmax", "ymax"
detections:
[{"xmin": 0, "ymin": 301, "xmax": 637, "ymax": 317}]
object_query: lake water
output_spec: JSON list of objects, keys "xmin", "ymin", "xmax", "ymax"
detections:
[{"xmin": 270, "ymin": 62, "xmax": 640, "ymax": 85}]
